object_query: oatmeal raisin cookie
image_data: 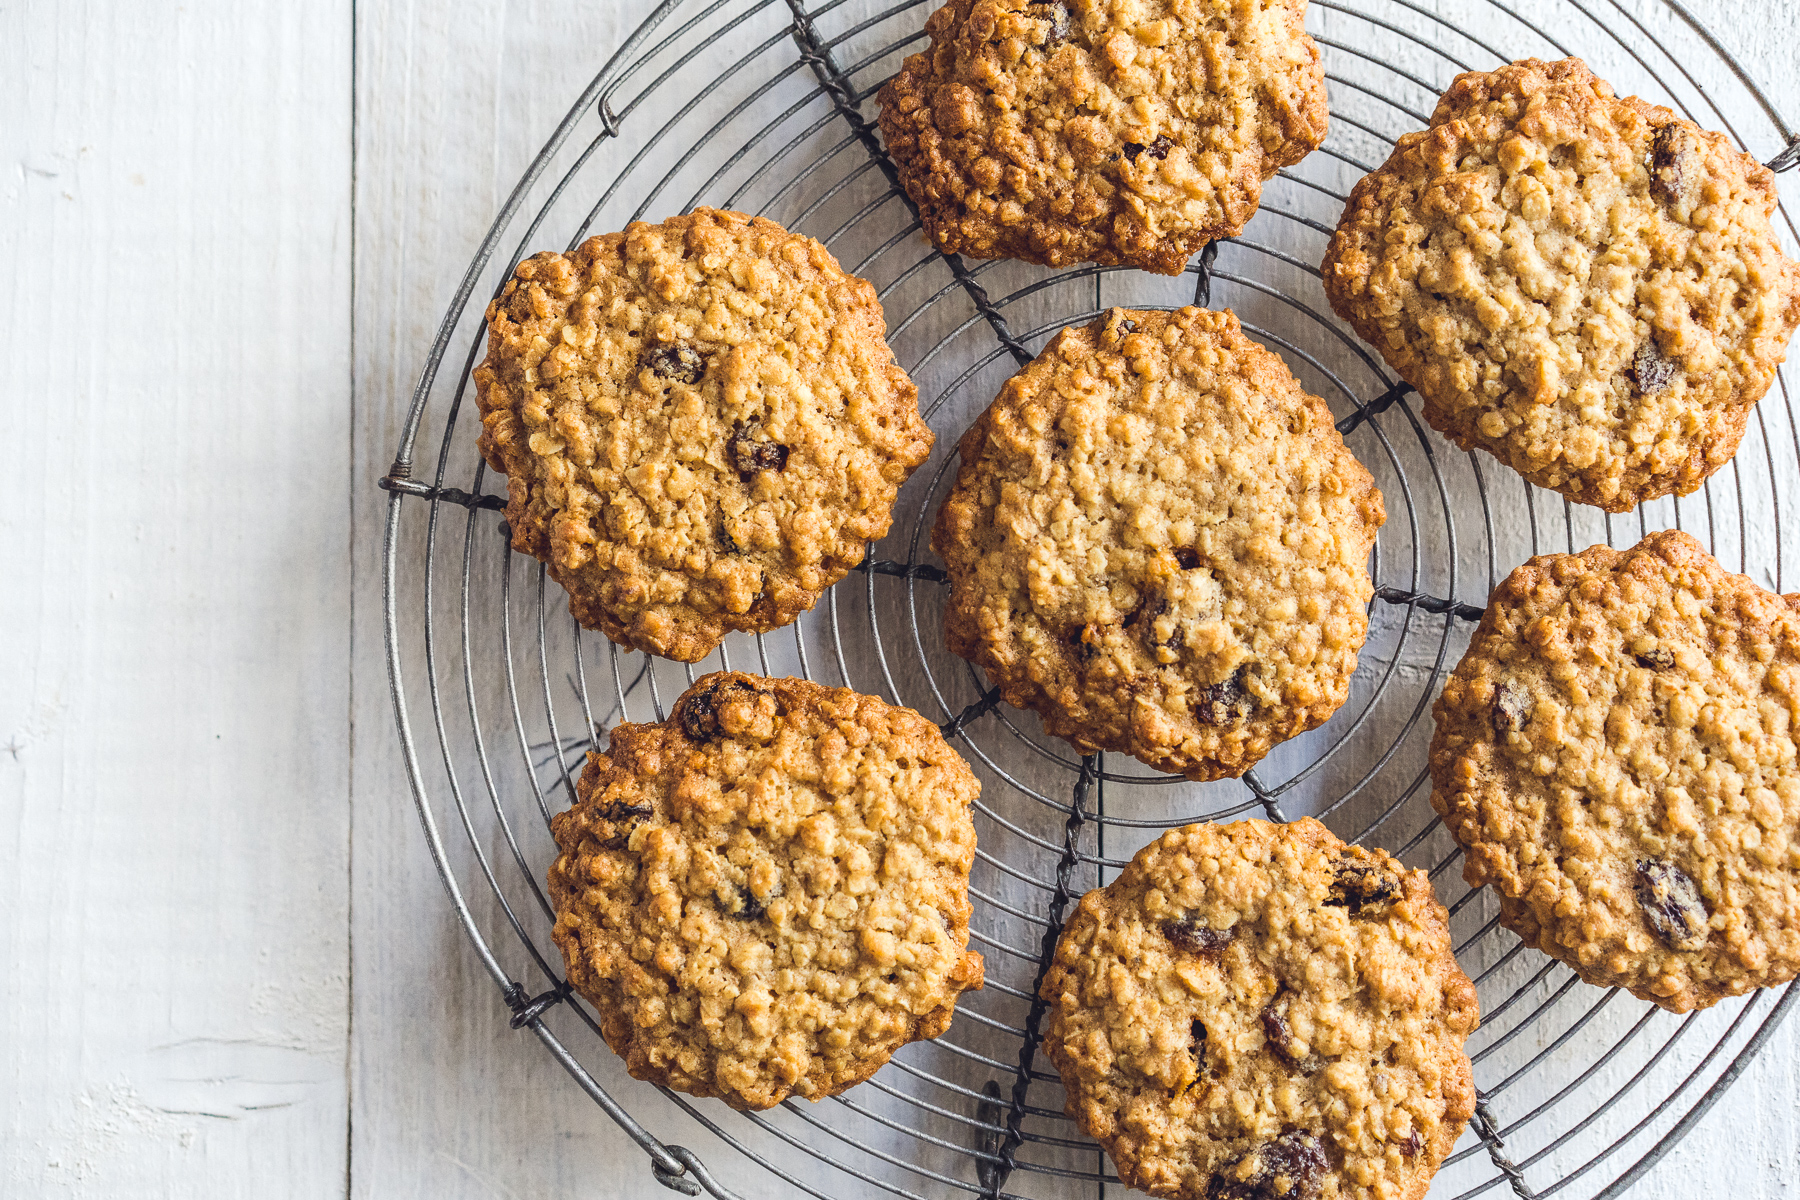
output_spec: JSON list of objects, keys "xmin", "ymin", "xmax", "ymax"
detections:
[
  {"xmin": 932, "ymin": 306, "xmax": 1384, "ymax": 779},
  {"xmin": 548, "ymin": 672, "xmax": 985, "ymax": 1109},
  {"xmin": 475, "ymin": 208, "xmax": 932, "ymax": 661},
  {"xmin": 1431, "ymin": 530, "xmax": 1800, "ymax": 1011},
  {"xmin": 1043, "ymin": 818, "xmax": 1478, "ymax": 1200},
  {"xmin": 1324, "ymin": 58, "xmax": 1800, "ymax": 511},
  {"xmin": 878, "ymin": 0, "xmax": 1328, "ymax": 274}
]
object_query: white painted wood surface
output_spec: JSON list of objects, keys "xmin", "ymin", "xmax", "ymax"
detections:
[
  {"xmin": 5, "ymin": 0, "xmax": 1800, "ymax": 1196},
  {"xmin": 1, "ymin": 1, "xmax": 353, "ymax": 1195}
]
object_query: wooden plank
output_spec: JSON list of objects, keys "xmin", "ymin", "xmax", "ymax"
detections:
[{"xmin": 0, "ymin": 0, "xmax": 353, "ymax": 1195}]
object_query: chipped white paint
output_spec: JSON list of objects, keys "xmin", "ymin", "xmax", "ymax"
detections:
[{"xmin": 4, "ymin": 0, "xmax": 1798, "ymax": 1196}]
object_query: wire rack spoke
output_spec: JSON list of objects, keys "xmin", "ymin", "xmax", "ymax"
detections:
[
  {"xmin": 1374, "ymin": 585, "xmax": 1486, "ymax": 622},
  {"xmin": 786, "ymin": 0, "xmax": 1036, "ymax": 367},
  {"xmin": 1472, "ymin": 1098, "xmax": 1541, "ymax": 1200},
  {"xmin": 863, "ymin": 558, "xmax": 948, "ymax": 583},
  {"xmin": 979, "ymin": 756, "xmax": 1098, "ymax": 1195}
]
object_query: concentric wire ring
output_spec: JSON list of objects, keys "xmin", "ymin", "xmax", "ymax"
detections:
[{"xmin": 378, "ymin": 1, "xmax": 1800, "ymax": 1196}]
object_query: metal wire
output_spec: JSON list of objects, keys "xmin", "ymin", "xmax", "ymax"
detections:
[{"xmin": 378, "ymin": 0, "xmax": 1800, "ymax": 1196}]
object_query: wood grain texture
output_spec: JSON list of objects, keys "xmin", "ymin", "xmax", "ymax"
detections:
[{"xmin": 0, "ymin": 0, "xmax": 353, "ymax": 1195}]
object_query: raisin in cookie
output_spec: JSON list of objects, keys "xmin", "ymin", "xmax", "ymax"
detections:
[
  {"xmin": 877, "ymin": 0, "xmax": 1328, "ymax": 275},
  {"xmin": 1323, "ymin": 58, "xmax": 1800, "ymax": 512},
  {"xmin": 474, "ymin": 207, "xmax": 932, "ymax": 661},
  {"xmin": 1430, "ymin": 530, "xmax": 1800, "ymax": 1012},
  {"xmin": 547, "ymin": 672, "xmax": 985, "ymax": 1110},
  {"xmin": 932, "ymin": 307, "xmax": 1384, "ymax": 780},
  {"xmin": 1042, "ymin": 818, "xmax": 1479, "ymax": 1200}
]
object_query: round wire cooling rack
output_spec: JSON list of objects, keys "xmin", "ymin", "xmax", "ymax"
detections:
[{"xmin": 378, "ymin": 0, "xmax": 1800, "ymax": 1196}]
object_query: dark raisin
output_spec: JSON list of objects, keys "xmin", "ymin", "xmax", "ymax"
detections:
[
  {"xmin": 1399, "ymin": 1128, "xmax": 1422, "ymax": 1158},
  {"xmin": 1125, "ymin": 597, "xmax": 1166, "ymax": 630},
  {"xmin": 1648, "ymin": 124, "xmax": 1691, "ymax": 205},
  {"xmin": 1325, "ymin": 856, "xmax": 1401, "ymax": 915},
  {"xmin": 1629, "ymin": 341, "xmax": 1680, "ymax": 394},
  {"xmin": 1635, "ymin": 647, "xmax": 1676, "ymax": 670},
  {"xmin": 677, "ymin": 678, "xmax": 762, "ymax": 742},
  {"xmin": 1634, "ymin": 859, "xmax": 1709, "ymax": 951},
  {"xmin": 1163, "ymin": 919, "xmax": 1232, "ymax": 957},
  {"xmin": 1206, "ymin": 1130, "xmax": 1329, "ymax": 1200},
  {"xmin": 1122, "ymin": 134, "xmax": 1175, "ymax": 164},
  {"xmin": 1176, "ymin": 1019, "xmax": 1210, "ymax": 1097},
  {"xmin": 679, "ymin": 693, "xmax": 721, "ymax": 742},
  {"xmin": 1174, "ymin": 548, "xmax": 1205, "ymax": 570},
  {"xmin": 722, "ymin": 882, "xmax": 770, "ymax": 922},
  {"xmin": 1196, "ymin": 666, "xmax": 1254, "ymax": 726},
  {"xmin": 638, "ymin": 343, "xmax": 705, "ymax": 385},
  {"xmin": 1260, "ymin": 990, "xmax": 1319, "ymax": 1072},
  {"xmin": 1492, "ymin": 681, "xmax": 1531, "ymax": 735},
  {"xmin": 1026, "ymin": 0, "xmax": 1070, "ymax": 45},
  {"xmin": 598, "ymin": 800, "xmax": 654, "ymax": 849},
  {"xmin": 729, "ymin": 421, "xmax": 790, "ymax": 477},
  {"xmin": 1102, "ymin": 310, "xmax": 1136, "ymax": 344}
]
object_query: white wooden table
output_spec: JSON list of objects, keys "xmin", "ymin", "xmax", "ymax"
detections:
[{"xmin": 4, "ymin": 0, "xmax": 1799, "ymax": 1195}]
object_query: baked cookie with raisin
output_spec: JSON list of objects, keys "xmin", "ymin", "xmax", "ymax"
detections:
[
  {"xmin": 1323, "ymin": 58, "xmax": 1800, "ymax": 511},
  {"xmin": 475, "ymin": 207, "xmax": 932, "ymax": 661},
  {"xmin": 547, "ymin": 672, "xmax": 985, "ymax": 1110},
  {"xmin": 876, "ymin": 0, "xmax": 1328, "ymax": 274},
  {"xmin": 932, "ymin": 307, "xmax": 1384, "ymax": 780},
  {"xmin": 1431, "ymin": 530, "xmax": 1800, "ymax": 1012},
  {"xmin": 1042, "ymin": 818, "xmax": 1479, "ymax": 1200}
]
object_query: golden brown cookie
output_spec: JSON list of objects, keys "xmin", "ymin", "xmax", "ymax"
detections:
[
  {"xmin": 547, "ymin": 672, "xmax": 985, "ymax": 1110},
  {"xmin": 474, "ymin": 207, "xmax": 932, "ymax": 661},
  {"xmin": 1042, "ymin": 818, "xmax": 1479, "ymax": 1200},
  {"xmin": 1323, "ymin": 58, "xmax": 1800, "ymax": 512},
  {"xmin": 876, "ymin": 0, "xmax": 1328, "ymax": 275},
  {"xmin": 1430, "ymin": 530, "xmax": 1800, "ymax": 1012},
  {"xmin": 932, "ymin": 307, "xmax": 1385, "ymax": 780}
]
